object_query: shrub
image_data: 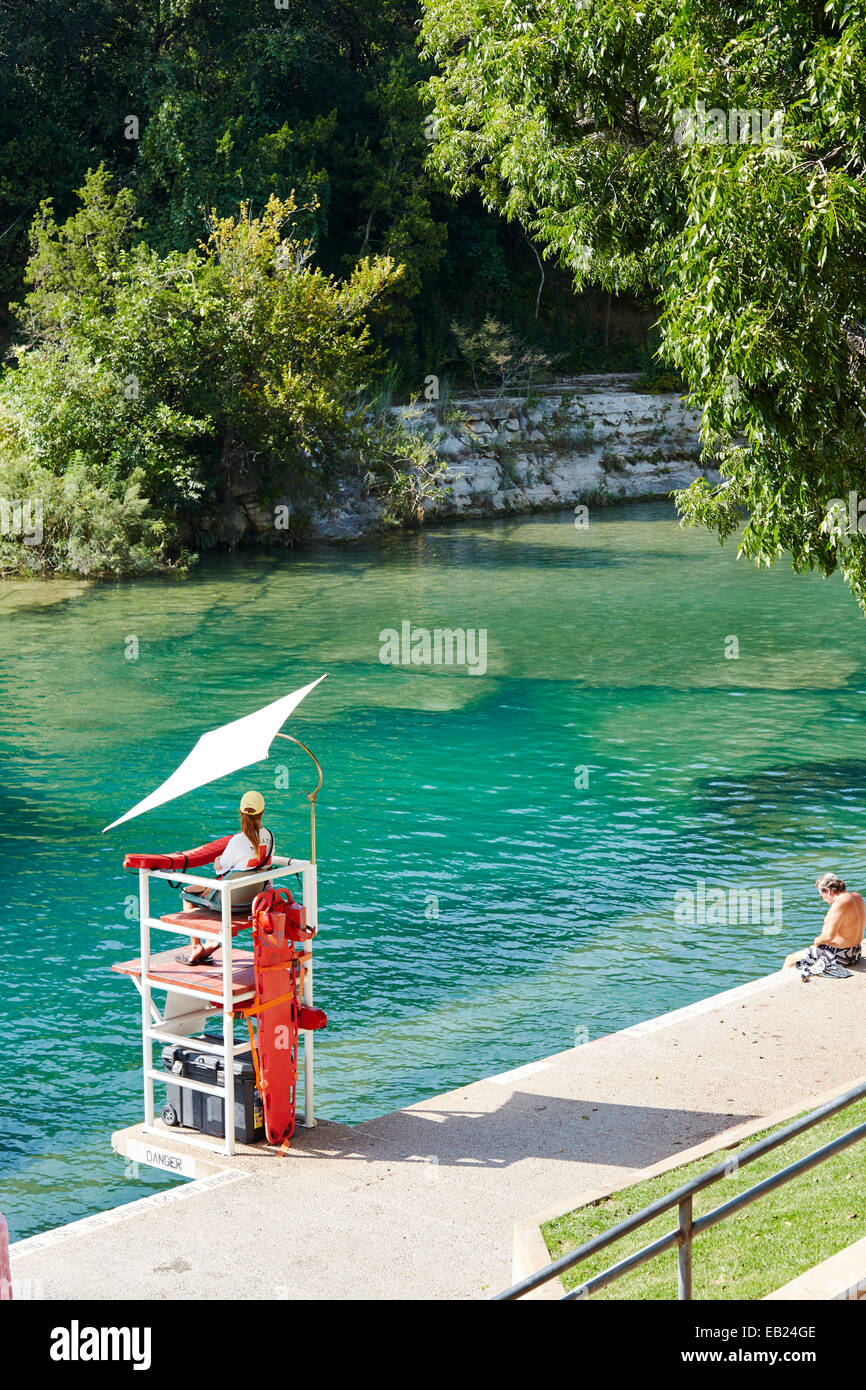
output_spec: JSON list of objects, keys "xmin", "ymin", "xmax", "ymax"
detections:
[{"xmin": 0, "ymin": 168, "xmax": 440, "ymax": 574}]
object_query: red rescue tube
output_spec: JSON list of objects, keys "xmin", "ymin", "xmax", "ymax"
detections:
[
  {"xmin": 297, "ymin": 1005, "xmax": 327, "ymax": 1031},
  {"xmin": 123, "ymin": 835, "xmax": 231, "ymax": 872}
]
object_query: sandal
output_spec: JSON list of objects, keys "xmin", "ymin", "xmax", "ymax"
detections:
[{"xmin": 175, "ymin": 946, "xmax": 219, "ymax": 967}]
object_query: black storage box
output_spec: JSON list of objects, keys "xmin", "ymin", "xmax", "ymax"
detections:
[{"xmin": 161, "ymin": 1041, "xmax": 265, "ymax": 1143}]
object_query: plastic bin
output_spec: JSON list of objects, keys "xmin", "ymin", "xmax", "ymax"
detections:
[{"xmin": 161, "ymin": 1041, "xmax": 265, "ymax": 1143}]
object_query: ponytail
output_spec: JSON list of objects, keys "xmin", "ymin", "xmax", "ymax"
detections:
[{"xmin": 241, "ymin": 810, "xmax": 262, "ymax": 851}]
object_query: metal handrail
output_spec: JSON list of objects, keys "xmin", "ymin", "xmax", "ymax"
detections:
[{"xmin": 495, "ymin": 1075, "xmax": 866, "ymax": 1300}]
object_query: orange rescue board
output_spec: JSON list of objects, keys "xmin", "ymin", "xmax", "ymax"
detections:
[{"xmin": 251, "ymin": 926, "xmax": 300, "ymax": 1145}]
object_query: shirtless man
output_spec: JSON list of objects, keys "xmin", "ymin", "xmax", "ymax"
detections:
[{"xmin": 783, "ymin": 873, "xmax": 866, "ymax": 976}]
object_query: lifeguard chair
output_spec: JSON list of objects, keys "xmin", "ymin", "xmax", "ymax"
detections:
[{"xmin": 106, "ymin": 677, "xmax": 329, "ymax": 1158}]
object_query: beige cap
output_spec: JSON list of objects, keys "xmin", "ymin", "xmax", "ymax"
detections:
[{"xmin": 240, "ymin": 789, "xmax": 265, "ymax": 815}]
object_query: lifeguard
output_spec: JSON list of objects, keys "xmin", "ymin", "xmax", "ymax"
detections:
[{"xmin": 177, "ymin": 790, "xmax": 275, "ymax": 966}]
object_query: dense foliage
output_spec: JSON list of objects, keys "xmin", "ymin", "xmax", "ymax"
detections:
[
  {"xmin": 0, "ymin": 0, "xmax": 653, "ymax": 576},
  {"xmin": 0, "ymin": 170, "xmax": 441, "ymax": 574},
  {"xmin": 0, "ymin": 0, "xmax": 638, "ymax": 379},
  {"xmin": 421, "ymin": 0, "xmax": 866, "ymax": 608}
]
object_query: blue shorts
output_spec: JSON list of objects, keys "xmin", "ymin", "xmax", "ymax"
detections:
[{"xmin": 180, "ymin": 871, "xmax": 271, "ymax": 913}]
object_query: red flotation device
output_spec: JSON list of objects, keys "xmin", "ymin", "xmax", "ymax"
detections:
[
  {"xmin": 240, "ymin": 890, "xmax": 325, "ymax": 1146},
  {"xmin": 0, "ymin": 1212, "xmax": 11, "ymax": 1301},
  {"xmin": 124, "ymin": 836, "xmax": 231, "ymax": 872}
]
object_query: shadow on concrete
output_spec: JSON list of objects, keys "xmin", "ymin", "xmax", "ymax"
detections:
[{"xmin": 290, "ymin": 1091, "xmax": 756, "ymax": 1174}]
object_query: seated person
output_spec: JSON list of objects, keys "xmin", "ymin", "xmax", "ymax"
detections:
[
  {"xmin": 177, "ymin": 790, "xmax": 275, "ymax": 965},
  {"xmin": 783, "ymin": 873, "xmax": 865, "ymax": 978}
]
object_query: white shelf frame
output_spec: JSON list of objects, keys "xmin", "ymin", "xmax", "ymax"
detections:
[{"xmin": 135, "ymin": 855, "xmax": 318, "ymax": 1156}]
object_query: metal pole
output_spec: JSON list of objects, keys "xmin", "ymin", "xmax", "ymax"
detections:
[
  {"xmin": 139, "ymin": 869, "xmax": 154, "ymax": 1129},
  {"xmin": 560, "ymin": 1225, "xmax": 681, "ymax": 1300},
  {"xmin": 496, "ymin": 1072, "xmax": 866, "ymax": 1300},
  {"xmin": 0, "ymin": 1213, "xmax": 11, "ymax": 1301},
  {"xmin": 273, "ymin": 731, "xmax": 321, "ymax": 865},
  {"xmin": 677, "ymin": 1197, "xmax": 693, "ymax": 1300},
  {"xmin": 272, "ymin": 731, "xmax": 323, "ymax": 1129},
  {"xmin": 691, "ymin": 1117, "xmax": 866, "ymax": 1239},
  {"xmin": 221, "ymin": 883, "xmax": 235, "ymax": 1156},
  {"xmin": 302, "ymin": 862, "xmax": 317, "ymax": 1128}
]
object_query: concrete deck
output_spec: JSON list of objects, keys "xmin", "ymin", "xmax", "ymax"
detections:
[
  {"xmin": 11, "ymin": 967, "xmax": 866, "ymax": 1300},
  {"xmin": 764, "ymin": 1234, "xmax": 866, "ymax": 1301}
]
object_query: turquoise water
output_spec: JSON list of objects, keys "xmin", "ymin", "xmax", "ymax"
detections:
[{"xmin": 3, "ymin": 500, "xmax": 866, "ymax": 1240}]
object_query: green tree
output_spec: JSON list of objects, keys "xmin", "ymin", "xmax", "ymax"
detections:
[
  {"xmin": 0, "ymin": 0, "xmax": 619, "ymax": 386},
  {"xmin": 0, "ymin": 0, "xmax": 144, "ymax": 333},
  {"xmin": 0, "ymin": 169, "xmax": 440, "ymax": 576},
  {"xmin": 421, "ymin": 0, "xmax": 866, "ymax": 607}
]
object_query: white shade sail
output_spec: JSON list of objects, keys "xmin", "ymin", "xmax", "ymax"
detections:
[{"xmin": 103, "ymin": 673, "xmax": 328, "ymax": 832}]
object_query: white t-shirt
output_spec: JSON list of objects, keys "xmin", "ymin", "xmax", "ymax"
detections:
[{"xmin": 217, "ymin": 828, "xmax": 274, "ymax": 877}]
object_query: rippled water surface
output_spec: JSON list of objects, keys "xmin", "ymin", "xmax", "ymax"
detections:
[{"xmin": 3, "ymin": 501, "xmax": 866, "ymax": 1238}]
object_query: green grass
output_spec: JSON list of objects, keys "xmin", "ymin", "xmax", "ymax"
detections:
[{"xmin": 542, "ymin": 1099, "xmax": 866, "ymax": 1300}]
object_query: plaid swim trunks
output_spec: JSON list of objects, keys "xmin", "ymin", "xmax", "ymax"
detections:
[{"xmin": 796, "ymin": 943, "xmax": 862, "ymax": 978}]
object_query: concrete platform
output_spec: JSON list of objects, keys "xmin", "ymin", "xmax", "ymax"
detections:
[
  {"xmin": 765, "ymin": 1235, "xmax": 866, "ymax": 1300},
  {"xmin": 10, "ymin": 967, "xmax": 866, "ymax": 1300}
]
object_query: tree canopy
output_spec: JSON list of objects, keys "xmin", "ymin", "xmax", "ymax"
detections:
[
  {"xmin": 421, "ymin": 0, "xmax": 866, "ymax": 607},
  {"xmin": 0, "ymin": 0, "xmax": 629, "ymax": 380},
  {"xmin": 0, "ymin": 169, "xmax": 440, "ymax": 574}
]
